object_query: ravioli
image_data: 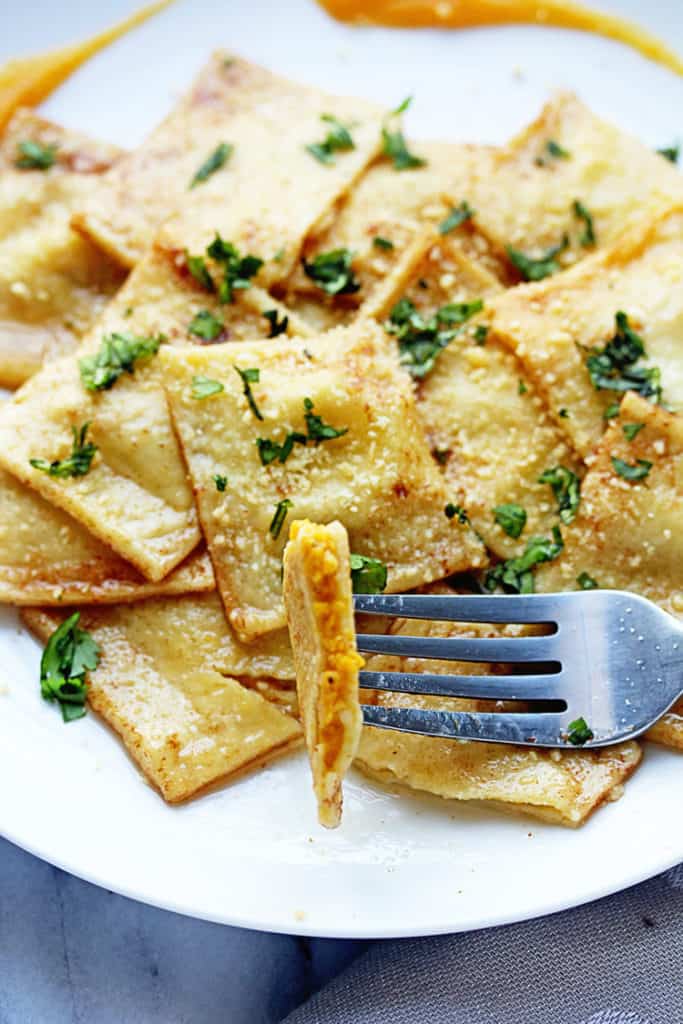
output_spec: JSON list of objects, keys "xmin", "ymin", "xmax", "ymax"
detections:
[
  {"xmin": 278, "ymin": 142, "xmax": 506, "ymax": 329},
  {"xmin": 355, "ymin": 611, "xmax": 641, "ymax": 827},
  {"xmin": 0, "ymin": 468, "xmax": 214, "ymax": 605},
  {"xmin": 373, "ymin": 231, "xmax": 580, "ymax": 558},
  {"xmin": 489, "ymin": 204, "xmax": 683, "ymax": 456},
  {"xmin": 0, "ymin": 109, "xmax": 126, "ymax": 387},
  {"xmin": 161, "ymin": 319, "xmax": 487, "ymax": 641},
  {"xmin": 283, "ymin": 519, "xmax": 363, "ymax": 827},
  {"xmin": 0, "ymin": 241, "xmax": 306, "ymax": 582},
  {"xmin": 470, "ymin": 92, "xmax": 683, "ymax": 275},
  {"xmin": 23, "ymin": 602, "xmax": 302, "ymax": 803},
  {"xmin": 74, "ymin": 53, "xmax": 386, "ymax": 281},
  {"xmin": 536, "ymin": 392, "xmax": 683, "ymax": 615}
]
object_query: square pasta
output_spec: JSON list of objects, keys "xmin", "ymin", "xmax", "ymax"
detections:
[
  {"xmin": 371, "ymin": 230, "xmax": 581, "ymax": 558},
  {"xmin": 161, "ymin": 319, "xmax": 486, "ymax": 641},
  {"xmin": 469, "ymin": 92, "xmax": 683, "ymax": 276},
  {"xmin": 489, "ymin": 204, "xmax": 683, "ymax": 456},
  {"xmin": 23, "ymin": 602, "xmax": 302, "ymax": 804},
  {"xmin": 75, "ymin": 53, "xmax": 386, "ymax": 283},
  {"xmin": 536, "ymin": 392, "xmax": 683, "ymax": 616},
  {"xmin": 0, "ymin": 243, "xmax": 305, "ymax": 582},
  {"xmin": 0, "ymin": 109, "xmax": 126, "ymax": 387},
  {"xmin": 276, "ymin": 142, "xmax": 506, "ymax": 331},
  {"xmin": 0, "ymin": 467, "xmax": 213, "ymax": 605},
  {"xmin": 283, "ymin": 519, "xmax": 364, "ymax": 828},
  {"xmin": 355, "ymin": 609, "xmax": 641, "ymax": 827}
]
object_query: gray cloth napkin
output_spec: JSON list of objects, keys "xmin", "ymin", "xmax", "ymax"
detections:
[{"xmin": 285, "ymin": 865, "xmax": 683, "ymax": 1024}]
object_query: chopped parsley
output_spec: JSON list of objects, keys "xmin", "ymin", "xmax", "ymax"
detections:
[
  {"xmin": 604, "ymin": 402, "xmax": 621, "ymax": 420},
  {"xmin": 622, "ymin": 422, "xmax": 645, "ymax": 441},
  {"xmin": 484, "ymin": 526, "xmax": 563, "ymax": 594},
  {"xmin": 303, "ymin": 397, "xmax": 348, "ymax": 442},
  {"xmin": 233, "ymin": 365, "xmax": 263, "ymax": 420},
  {"xmin": 385, "ymin": 296, "xmax": 483, "ymax": 378},
  {"xmin": 40, "ymin": 612, "xmax": 100, "ymax": 722},
  {"xmin": 306, "ymin": 114, "xmax": 354, "ymax": 165},
  {"xmin": 567, "ymin": 716, "xmax": 594, "ymax": 746},
  {"xmin": 191, "ymin": 375, "xmax": 224, "ymax": 400},
  {"xmin": 538, "ymin": 465, "xmax": 581, "ymax": 524},
  {"xmin": 213, "ymin": 474, "xmax": 228, "ymax": 492},
  {"xmin": 438, "ymin": 200, "xmax": 474, "ymax": 235},
  {"xmin": 493, "ymin": 503, "xmax": 527, "ymax": 539},
  {"xmin": 518, "ymin": 379, "xmax": 528, "ymax": 395},
  {"xmin": 186, "ymin": 252, "xmax": 215, "ymax": 292},
  {"xmin": 507, "ymin": 235, "xmax": 569, "ymax": 281},
  {"xmin": 189, "ymin": 309, "xmax": 224, "ymax": 342},
  {"xmin": 269, "ymin": 498, "xmax": 293, "ymax": 540},
  {"xmin": 381, "ymin": 97, "xmax": 426, "ymax": 170},
  {"xmin": 256, "ymin": 398, "xmax": 347, "ymax": 465},
  {"xmin": 445, "ymin": 503, "xmax": 468, "ymax": 523},
  {"xmin": 577, "ymin": 571, "xmax": 599, "ymax": 590},
  {"xmin": 30, "ymin": 422, "xmax": 97, "ymax": 479},
  {"xmin": 657, "ymin": 143, "xmax": 679, "ymax": 164},
  {"xmin": 559, "ymin": 408, "xmax": 570, "ymax": 418},
  {"xmin": 611, "ymin": 456, "xmax": 652, "ymax": 482},
  {"xmin": 350, "ymin": 554, "xmax": 388, "ymax": 594},
  {"xmin": 302, "ymin": 249, "xmax": 360, "ymax": 296},
  {"xmin": 372, "ymin": 236, "xmax": 394, "ymax": 251},
  {"xmin": 15, "ymin": 139, "xmax": 57, "ymax": 170},
  {"xmin": 572, "ymin": 199, "xmax": 596, "ymax": 247},
  {"xmin": 585, "ymin": 312, "xmax": 661, "ymax": 403},
  {"xmin": 189, "ymin": 142, "xmax": 233, "ymax": 188},
  {"xmin": 536, "ymin": 139, "xmax": 571, "ymax": 165},
  {"xmin": 263, "ymin": 309, "xmax": 289, "ymax": 338},
  {"xmin": 207, "ymin": 234, "xmax": 264, "ymax": 303},
  {"xmin": 79, "ymin": 331, "xmax": 164, "ymax": 391},
  {"xmin": 473, "ymin": 324, "xmax": 489, "ymax": 346}
]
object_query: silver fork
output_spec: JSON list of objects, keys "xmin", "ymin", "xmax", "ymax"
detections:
[{"xmin": 353, "ymin": 591, "xmax": 683, "ymax": 748}]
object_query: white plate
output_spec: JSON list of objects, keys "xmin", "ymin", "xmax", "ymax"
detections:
[{"xmin": 1, "ymin": 0, "xmax": 682, "ymax": 939}]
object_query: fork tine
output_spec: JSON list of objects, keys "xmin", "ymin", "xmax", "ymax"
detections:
[
  {"xmin": 356, "ymin": 632, "xmax": 558, "ymax": 664},
  {"xmin": 354, "ymin": 593, "xmax": 563, "ymax": 624},
  {"xmin": 361, "ymin": 704, "xmax": 570, "ymax": 747},
  {"xmin": 359, "ymin": 670, "xmax": 566, "ymax": 703}
]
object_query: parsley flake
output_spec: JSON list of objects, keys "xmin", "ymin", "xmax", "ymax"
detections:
[
  {"xmin": 518, "ymin": 379, "xmax": 528, "ymax": 395},
  {"xmin": 372, "ymin": 236, "xmax": 394, "ymax": 251},
  {"xmin": 302, "ymin": 249, "xmax": 360, "ymax": 295},
  {"xmin": 15, "ymin": 139, "xmax": 57, "ymax": 170},
  {"xmin": 263, "ymin": 309, "xmax": 289, "ymax": 338},
  {"xmin": 40, "ymin": 611, "xmax": 100, "ymax": 722},
  {"xmin": 306, "ymin": 114, "xmax": 354, "ymax": 165},
  {"xmin": 381, "ymin": 97, "xmax": 426, "ymax": 170},
  {"xmin": 303, "ymin": 397, "xmax": 348, "ymax": 442},
  {"xmin": 573, "ymin": 199, "xmax": 596, "ymax": 247},
  {"xmin": 79, "ymin": 332, "xmax": 164, "ymax": 391},
  {"xmin": 269, "ymin": 498, "xmax": 293, "ymax": 539},
  {"xmin": 577, "ymin": 571, "xmax": 599, "ymax": 590},
  {"xmin": 484, "ymin": 526, "xmax": 563, "ymax": 594},
  {"xmin": 186, "ymin": 253, "xmax": 215, "ymax": 292},
  {"xmin": 538, "ymin": 465, "xmax": 581, "ymax": 524},
  {"xmin": 438, "ymin": 200, "xmax": 475, "ymax": 235},
  {"xmin": 585, "ymin": 312, "xmax": 661, "ymax": 403},
  {"xmin": 207, "ymin": 234, "xmax": 264, "ymax": 304},
  {"xmin": 191, "ymin": 375, "xmax": 224, "ymax": 400},
  {"xmin": 445, "ymin": 503, "xmax": 468, "ymax": 523},
  {"xmin": 546, "ymin": 139, "xmax": 570, "ymax": 159},
  {"xmin": 507, "ymin": 235, "xmax": 569, "ymax": 281},
  {"xmin": 350, "ymin": 554, "xmax": 388, "ymax": 594},
  {"xmin": 213, "ymin": 474, "xmax": 228, "ymax": 492},
  {"xmin": 188, "ymin": 309, "xmax": 224, "ymax": 342},
  {"xmin": 256, "ymin": 398, "xmax": 347, "ymax": 465},
  {"xmin": 559, "ymin": 408, "xmax": 570, "ymax": 418},
  {"xmin": 611, "ymin": 456, "xmax": 652, "ymax": 482},
  {"xmin": 622, "ymin": 422, "xmax": 645, "ymax": 441},
  {"xmin": 189, "ymin": 142, "xmax": 233, "ymax": 188},
  {"xmin": 385, "ymin": 297, "xmax": 483, "ymax": 378},
  {"xmin": 604, "ymin": 402, "xmax": 621, "ymax": 420},
  {"xmin": 567, "ymin": 716, "xmax": 594, "ymax": 746},
  {"xmin": 493, "ymin": 503, "xmax": 527, "ymax": 539},
  {"xmin": 657, "ymin": 143, "xmax": 679, "ymax": 164},
  {"xmin": 473, "ymin": 324, "xmax": 489, "ymax": 346},
  {"xmin": 233, "ymin": 365, "xmax": 263, "ymax": 420},
  {"xmin": 30, "ymin": 422, "xmax": 97, "ymax": 479}
]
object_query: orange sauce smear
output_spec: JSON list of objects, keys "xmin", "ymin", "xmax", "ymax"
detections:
[
  {"xmin": 0, "ymin": 0, "xmax": 174, "ymax": 133},
  {"xmin": 317, "ymin": 0, "xmax": 683, "ymax": 77}
]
